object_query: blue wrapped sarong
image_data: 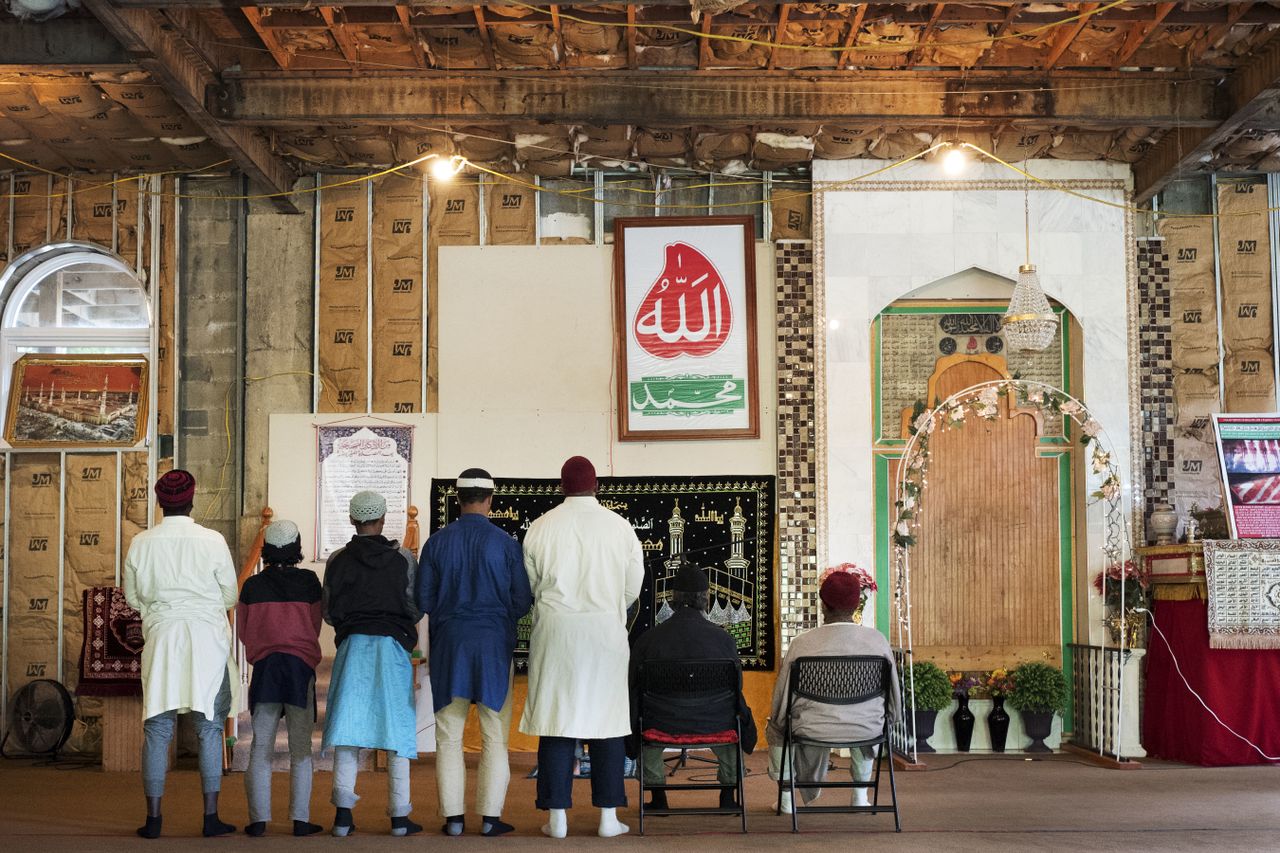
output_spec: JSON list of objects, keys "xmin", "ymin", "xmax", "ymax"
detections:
[{"xmin": 322, "ymin": 634, "xmax": 417, "ymax": 759}]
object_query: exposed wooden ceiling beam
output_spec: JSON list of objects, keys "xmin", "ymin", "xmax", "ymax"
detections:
[
  {"xmin": 81, "ymin": 0, "xmax": 299, "ymax": 213},
  {"xmin": 104, "ymin": 0, "xmax": 1264, "ymax": 8},
  {"xmin": 319, "ymin": 7, "xmax": 360, "ymax": 65},
  {"xmin": 1112, "ymin": 2, "xmax": 1176, "ymax": 69},
  {"xmin": 242, "ymin": 7, "xmax": 293, "ymax": 71},
  {"xmin": 212, "ymin": 72, "xmax": 1218, "ymax": 129},
  {"xmin": 909, "ymin": 4, "xmax": 947, "ymax": 69},
  {"xmin": 698, "ymin": 13, "xmax": 712, "ymax": 71},
  {"xmin": 626, "ymin": 5, "xmax": 637, "ymax": 70},
  {"xmin": 1135, "ymin": 32, "xmax": 1280, "ymax": 201},
  {"xmin": 768, "ymin": 4, "xmax": 791, "ymax": 71},
  {"xmin": 0, "ymin": 16, "xmax": 130, "ymax": 70},
  {"xmin": 836, "ymin": 5, "xmax": 868, "ymax": 71},
  {"xmin": 472, "ymin": 6, "xmax": 498, "ymax": 69},
  {"xmin": 396, "ymin": 5, "xmax": 429, "ymax": 68},
  {"xmin": 1043, "ymin": 2, "xmax": 1099, "ymax": 71},
  {"xmin": 550, "ymin": 5, "xmax": 565, "ymax": 70},
  {"xmin": 976, "ymin": 6, "xmax": 1019, "ymax": 69},
  {"xmin": 1189, "ymin": 2, "xmax": 1255, "ymax": 67}
]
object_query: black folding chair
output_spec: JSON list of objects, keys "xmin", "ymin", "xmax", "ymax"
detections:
[
  {"xmin": 775, "ymin": 655, "xmax": 900, "ymax": 833},
  {"xmin": 636, "ymin": 659, "xmax": 748, "ymax": 835}
]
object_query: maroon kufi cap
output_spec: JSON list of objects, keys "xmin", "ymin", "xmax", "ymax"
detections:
[
  {"xmin": 819, "ymin": 571, "xmax": 862, "ymax": 612},
  {"xmin": 154, "ymin": 469, "xmax": 196, "ymax": 508},
  {"xmin": 560, "ymin": 455, "xmax": 597, "ymax": 494}
]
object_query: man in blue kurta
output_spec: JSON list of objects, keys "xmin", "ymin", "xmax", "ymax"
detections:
[{"xmin": 418, "ymin": 468, "xmax": 533, "ymax": 837}]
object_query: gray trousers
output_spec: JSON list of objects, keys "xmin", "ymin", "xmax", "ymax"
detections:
[
  {"xmin": 142, "ymin": 669, "xmax": 231, "ymax": 798},
  {"xmin": 642, "ymin": 745, "xmax": 738, "ymax": 787},
  {"xmin": 245, "ymin": 681, "xmax": 316, "ymax": 823},
  {"xmin": 331, "ymin": 747, "xmax": 412, "ymax": 818}
]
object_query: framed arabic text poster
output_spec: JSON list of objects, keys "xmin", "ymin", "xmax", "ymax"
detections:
[
  {"xmin": 4, "ymin": 353, "xmax": 148, "ymax": 447},
  {"xmin": 316, "ymin": 425, "xmax": 413, "ymax": 559},
  {"xmin": 614, "ymin": 216, "xmax": 759, "ymax": 440},
  {"xmin": 1213, "ymin": 413, "xmax": 1280, "ymax": 538}
]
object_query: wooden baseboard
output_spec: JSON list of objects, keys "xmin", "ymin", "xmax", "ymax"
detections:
[{"xmin": 1062, "ymin": 742, "xmax": 1142, "ymax": 770}]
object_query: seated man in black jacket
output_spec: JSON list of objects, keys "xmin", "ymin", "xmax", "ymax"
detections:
[{"xmin": 628, "ymin": 560, "xmax": 757, "ymax": 810}]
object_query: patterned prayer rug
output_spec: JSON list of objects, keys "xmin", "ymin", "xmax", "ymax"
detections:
[
  {"xmin": 1203, "ymin": 539, "xmax": 1280, "ymax": 649},
  {"xmin": 77, "ymin": 587, "xmax": 143, "ymax": 696},
  {"xmin": 430, "ymin": 476, "xmax": 776, "ymax": 670}
]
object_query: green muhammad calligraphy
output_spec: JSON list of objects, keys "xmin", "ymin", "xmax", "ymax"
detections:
[{"xmin": 630, "ymin": 375, "xmax": 746, "ymax": 416}]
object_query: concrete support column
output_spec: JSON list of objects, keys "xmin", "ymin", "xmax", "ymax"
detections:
[{"xmin": 241, "ymin": 180, "xmax": 315, "ymax": 553}]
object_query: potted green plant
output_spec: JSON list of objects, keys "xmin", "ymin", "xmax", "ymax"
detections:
[
  {"xmin": 1007, "ymin": 662, "xmax": 1068, "ymax": 753},
  {"xmin": 907, "ymin": 661, "xmax": 953, "ymax": 753}
]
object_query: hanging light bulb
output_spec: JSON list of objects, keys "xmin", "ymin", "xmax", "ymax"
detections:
[
  {"xmin": 942, "ymin": 145, "xmax": 968, "ymax": 176},
  {"xmin": 1002, "ymin": 170, "xmax": 1059, "ymax": 352},
  {"xmin": 430, "ymin": 155, "xmax": 466, "ymax": 182}
]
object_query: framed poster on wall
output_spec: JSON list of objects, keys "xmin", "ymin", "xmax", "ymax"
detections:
[
  {"xmin": 613, "ymin": 215, "xmax": 759, "ymax": 441},
  {"xmin": 1212, "ymin": 413, "xmax": 1280, "ymax": 538},
  {"xmin": 4, "ymin": 353, "xmax": 148, "ymax": 447}
]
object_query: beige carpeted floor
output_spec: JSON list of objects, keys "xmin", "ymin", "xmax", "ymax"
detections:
[{"xmin": 2, "ymin": 751, "xmax": 1278, "ymax": 851}]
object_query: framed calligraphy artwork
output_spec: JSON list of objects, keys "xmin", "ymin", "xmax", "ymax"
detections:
[
  {"xmin": 613, "ymin": 216, "xmax": 759, "ymax": 441},
  {"xmin": 315, "ymin": 425, "xmax": 413, "ymax": 559},
  {"xmin": 429, "ymin": 475, "xmax": 776, "ymax": 670}
]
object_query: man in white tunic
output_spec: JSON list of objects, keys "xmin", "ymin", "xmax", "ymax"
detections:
[
  {"xmin": 123, "ymin": 470, "xmax": 238, "ymax": 839},
  {"xmin": 520, "ymin": 456, "xmax": 644, "ymax": 839}
]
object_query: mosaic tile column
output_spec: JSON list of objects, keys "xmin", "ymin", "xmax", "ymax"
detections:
[
  {"xmin": 1136, "ymin": 238, "xmax": 1174, "ymax": 520},
  {"xmin": 775, "ymin": 240, "xmax": 819, "ymax": 653}
]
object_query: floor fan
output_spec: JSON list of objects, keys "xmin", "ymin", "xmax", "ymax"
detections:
[{"xmin": 3, "ymin": 679, "xmax": 75, "ymax": 759}]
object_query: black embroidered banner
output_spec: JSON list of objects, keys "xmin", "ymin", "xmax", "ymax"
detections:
[{"xmin": 429, "ymin": 476, "xmax": 775, "ymax": 670}]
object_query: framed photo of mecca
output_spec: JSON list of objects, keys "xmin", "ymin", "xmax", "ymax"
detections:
[
  {"xmin": 4, "ymin": 353, "xmax": 149, "ymax": 448},
  {"xmin": 613, "ymin": 216, "xmax": 759, "ymax": 441}
]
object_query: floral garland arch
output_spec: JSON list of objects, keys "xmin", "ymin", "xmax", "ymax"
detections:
[{"xmin": 888, "ymin": 378, "xmax": 1135, "ymax": 760}]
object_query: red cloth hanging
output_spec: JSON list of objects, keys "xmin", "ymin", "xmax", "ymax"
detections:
[{"xmin": 1142, "ymin": 598, "xmax": 1280, "ymax": 766}]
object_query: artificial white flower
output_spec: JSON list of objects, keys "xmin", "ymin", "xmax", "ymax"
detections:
[
  {"xmin": 1027, "ymin": 389, "xmax": 1045, "ymax": 404},
  {"xmin": 977, "ymin": 386, "xmax": 1000, "ymax": 409},
  {"xmin": 1082, "ymin": 419, "xmax": 1102, "ymax": 438},
  {"xmin": 914, "ymin": 412, "xmax": 935, "ymax": 434},
  {"xmin": 1061, "ymin": 400, "xmax": 1085, "ymax": 417},
  {"xmin": 903, "ymin": 495, "xmax": 916, "ymax": 510},
  {"xmin": 896, "ymin": 520, "xmax": 910, "ymax": 536},
  {"xmin": 949, "ymin": 406, "xmax": 966, "ymax": 422}
]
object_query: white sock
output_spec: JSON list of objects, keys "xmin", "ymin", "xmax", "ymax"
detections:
[
  {"xmin": 597, "ymin": 807, "xmax": 629, "ymax": 838},
  {"xmin": 779, "ymin": 791, "xmax": 793, "ymax": 814},
  {"xmin": 853, "ymin": 788, "xmax": 871, "ymax": 807},
  {"xmin": 541, "ymin": 809, "xmax": 567, "ymax": 839}
]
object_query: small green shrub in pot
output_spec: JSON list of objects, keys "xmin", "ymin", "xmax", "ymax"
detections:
[
  {"xmin": 1007, "ymin": 662, "xmax": 1067, "ymax": 714},
  {"xmin": 908, "ymin": 661, "xmax": 954, "ymax": 711}
]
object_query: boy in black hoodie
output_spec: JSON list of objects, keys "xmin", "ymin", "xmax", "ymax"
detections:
[{"xmin": 321, "ymin": 491, "xmax": 423, "ymax": 838}]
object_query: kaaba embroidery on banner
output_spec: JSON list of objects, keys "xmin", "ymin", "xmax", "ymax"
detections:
[{"xmin": 430, "ymin": 476, "xmax": 776, "ymax": 670}]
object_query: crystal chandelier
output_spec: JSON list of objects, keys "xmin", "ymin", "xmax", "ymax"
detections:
[{"xmin": 1002, "ymin": 171, "xmax": 1059, "ymax": 352}]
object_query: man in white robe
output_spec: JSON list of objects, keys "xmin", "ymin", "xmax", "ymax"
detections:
[
  {"xmin": 123, "ymin": 469, "xmax": 238, "ymax": 839},
  {"xmin": 520, "ymin": 456, "xmax": 644, "ymax": 839}
]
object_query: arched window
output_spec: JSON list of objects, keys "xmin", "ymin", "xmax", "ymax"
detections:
[{"xmin": 0, "ymin": 243, "xmax": 152, "ymax": 437}]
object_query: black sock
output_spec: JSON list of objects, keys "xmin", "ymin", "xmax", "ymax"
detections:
[
  {"xmin": 293, "ymin": 820, "xmax": 324, "ymax": 836},
  {"xmin": 391, "ymin": 815, "xmax": 422, "ymax": 836},
  {"xmin": 647, "ymin": 790, "xmax": 669, "ymax": 809},
  {"xmin": 333, "ymin": 807, "xmax": 355, "ymax": 837},
  {"xmin": 135, "ymin": 815, "xmax": 162, "ymax": 840},
  {"xmin": 203, "ymin": 812, "xmax": 235, "ymax": 837},
  {"xmin": 244, "ymin": 821, "xmax": 267, "ymax": 837},
  {"xmin": 442, "ymin": 815, "xmax": 465, "ymax": 836},
  {"xmin": 481, "ymin": 816, "xmax": 514, "ymax": 837},
  {"xmin": 720, "ymin": 787, "xmax": 738, "ymax": 808}
]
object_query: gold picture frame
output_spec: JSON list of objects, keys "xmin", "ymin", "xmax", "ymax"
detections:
[{"xmin": 5, "ymin": 354, "xmax": 149, "ymax": 448}]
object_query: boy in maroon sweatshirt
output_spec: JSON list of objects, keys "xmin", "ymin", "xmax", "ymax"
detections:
[{"xmin": 236, "ymin": 519, "xmax": 323, "ymax": 837}]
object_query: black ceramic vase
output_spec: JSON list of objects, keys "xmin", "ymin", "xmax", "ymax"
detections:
[
  {"xmin": 913, "ymin": 709, "xmax": 938, "ymax": 753},
  {"xmin": 1021, "ymin": 710, "xmax": 1054, "ymax": 753},
  {"xmin": 952, "ymin": 694, "xmax": 975, "ymax": 752},
  {"xmin": 988, "ymin": 696, "xmax": 1010, "ymax": 753}
]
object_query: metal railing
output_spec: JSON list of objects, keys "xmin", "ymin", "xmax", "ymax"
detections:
[
  {"xmin": 890, "ymin": 647, "xmax": 916, "ymax": 763},
  {"xmin": 1066, "ymin": 642, "xmax": 1131, "ymax": 761}
]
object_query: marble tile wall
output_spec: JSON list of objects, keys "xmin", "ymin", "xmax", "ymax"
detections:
[
  {"xmin": 1136, "ymin": 239, "xmax": 1174, "ymax": 519},
  {"xmin": 775, "ymin": 240, "xmax": 819, "ymax": 651},
  {"xmin": 815, "ymin": 158, "xmax": 1135, "ymax": 645}
]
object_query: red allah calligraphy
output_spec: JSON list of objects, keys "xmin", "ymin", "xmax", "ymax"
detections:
[{"xmin": 633, "ymin": 242, "xmax": 733, "ymax": 359}]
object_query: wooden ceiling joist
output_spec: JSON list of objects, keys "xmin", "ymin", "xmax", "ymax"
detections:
[
  {"xmin": 836, "ymin": 5, "xmax": 868, "ymax": 71},
  {"xmin": 211, "ymin": 72, "xmax": 1219, "ymax": 129},
  {"xmin": 1112, "ymin": 2, "xmax": 1176, "ymax": 69},
  {"xmin": 319, "ymin": 7, "xmax": 360, "ymax": 64},
  {"xmin": 976, "ymin": 6, "xmax": 1019, "ymax": 69},
  {"xmin": 396, "ymin": 4, "xmax": 429, "ymax": 68},
  {"xmin": 82, "ymin": 0, "xmax": 299, "ymax": 213},
  {"xmin": 1042, "ymin": 2, "xmax": 1099, "ymax": 71},
  {"xmin": 1135, "ymin": 33, "xmax": 1280, "ymax": 201},
  {"xmin": 767, "ymin": 4, "xmax": 791, "ymax": 71},
  {"xmin": 242, "ymin": 7, "xmax": 294, "ymax": 70},
  {"xmin": 909, "ymin": 4, "xmax": 947, "ymax": 69}
]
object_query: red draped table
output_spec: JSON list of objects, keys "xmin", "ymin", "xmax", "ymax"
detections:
[{"xmin": 1143, "ymin": 597, "xmax": 1280, "ymax": 766}]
